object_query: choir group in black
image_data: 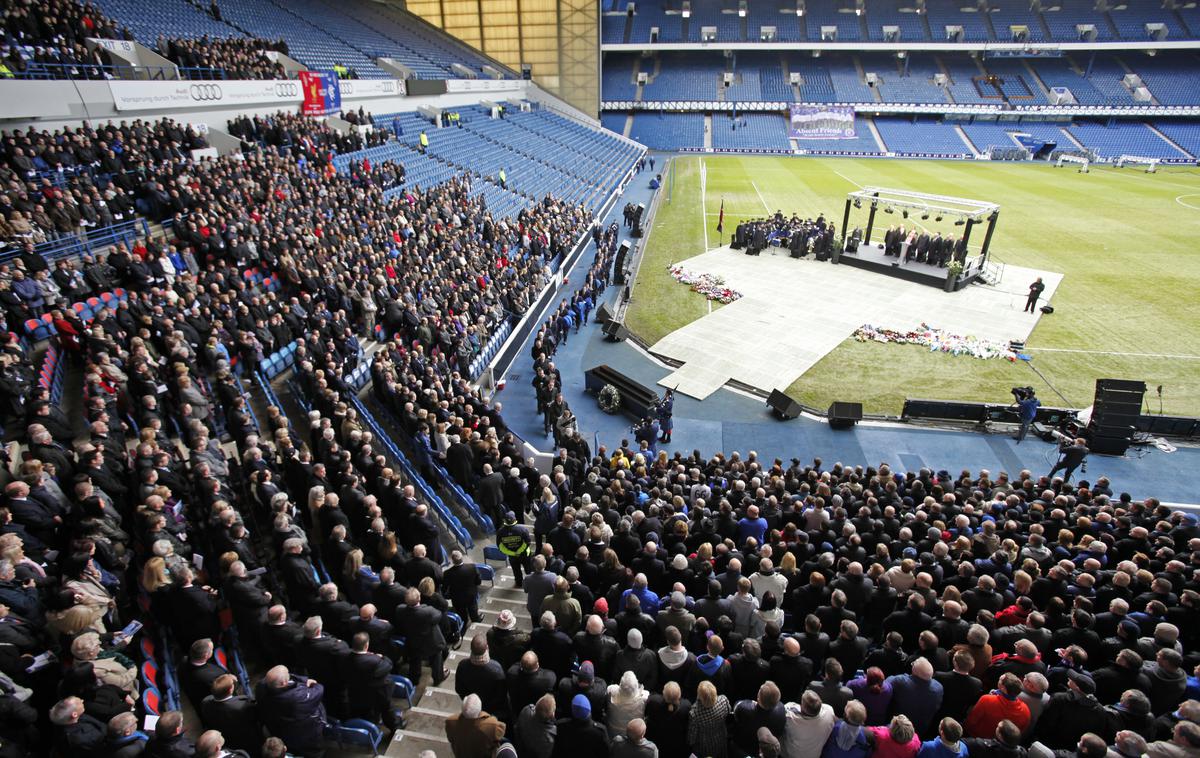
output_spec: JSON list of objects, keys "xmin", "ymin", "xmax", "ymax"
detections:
[
  {"xmin": 731, "ymin": 212, "xmax": 837, "ymax": 260},
  {"xmin": 882, "ymin": 225, "xmax": 969, "ymax": 268}
]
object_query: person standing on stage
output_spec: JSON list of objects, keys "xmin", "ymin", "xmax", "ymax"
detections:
[
  {"xmin": 657, "ymin": 389, "xmax": 675, "ymax": 444},
  {"xmin": 1024, "ymin": 277, "xmax": 1045, "ymax": 313},
  {"xmin": 1048, "ymin": 437, "xmax": 1088, "ymax": 482},
  {"xmin": 1014, "ymin": 390, "xmax": 1040, "ymax": 445}
]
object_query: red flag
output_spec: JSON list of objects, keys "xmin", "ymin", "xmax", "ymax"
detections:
[{"xmin": 716, "ymin": 199, "xmax": 725, "ymax": 234}]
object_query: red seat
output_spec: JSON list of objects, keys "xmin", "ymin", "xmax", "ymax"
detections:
[
  {"xmin": 141, "ymin": 660, "xmax": 160, "ymax": 689},
  {"xmin": 86, "ymin": 297, "xmax": 101, "ymax": 309},
  {"xmin": 141, "ymin": 686, "xmax": 161, "ymax": 716}
]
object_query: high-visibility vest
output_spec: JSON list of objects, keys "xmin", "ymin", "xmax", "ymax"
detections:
[
  {"xmin": 419, "ymin": 132, "xmax": 429, "ymax": 147},
  {"xmin": 499, "ymin": 170, "xmax": 506, "ymax": 182}
]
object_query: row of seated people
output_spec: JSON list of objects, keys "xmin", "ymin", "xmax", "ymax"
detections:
[
  {"xmin": 432, "ymin": 446, "xmax": 1200, "ymax": 758},
  {"xmin": 0, "ymin": 104, "xmax": 594, "ymax": 756},
  {"xmin": 226, "ymin": 109, "xmax": 391, "ymax": 158},
  {"xmin": 155, "ymin": 34, "xmax": 288, "ymax": 80}
]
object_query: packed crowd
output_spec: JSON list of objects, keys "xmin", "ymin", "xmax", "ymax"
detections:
[
  {"xmin": 227, "ymin": 110, "xmax": 391, "ymax": 157},
  {"xmin": 435, "ymin": 450, "xmax": 1200, "ymax": 758},
  {"xmin": 0, "ymin": 0, "xmax": 131, "ymax": 78},
  {"xmin": 156, "ymin": 35, "xmax": 288, "ymax": 80},
  {"xmin": 0, "ymin": 116, "xmax": 208, "ymax": 272},
  {"xmin": 0, "ymin": 96, "xmax": 609, "ymax": 755}
]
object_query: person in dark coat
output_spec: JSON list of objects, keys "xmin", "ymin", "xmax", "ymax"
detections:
[
  {"xmin": 444, "ymin": 550, "xmax": 483, "ymax": 623},
  {"xmin": 102, "ymin": 712, "xmax": 150, "ymax": 758},
  {"xmin": 394, "ymin": 587, "xmax": 448, "ymax": 685},
  {"xmin": 732, "ymin": 682, "xmax": 786, "ymax": 757},
  {"xmin": 181, "ymin": 639, "xmax": 227, "ymax": 715},
  {"xmin": 456, "ymin": 635, "xmax": 509, "ymax": 721},
  {"xmin": 51, "ymin": 696, "xmax": 107, "ymax": 756},
  {"xmin": 475, "ymin": 464, "xmax": 506, "ymax": 527},
  {"xmin": 299, "ymin": 616, "xmax": 350, "ymax": 717},
  {"xmin": 200, "ymin": 674, "xmax": 263, "ymax": 755},
  {"xmin": 508, "ymin": 651, "xmax": 558, "ymax": 717},
  {"xmin": 444, "ymin": 435, "xmax": 475, "ymax": 488},
  {"xmin": 259, "ymin": 605, "xmax": 304, "ymax": 669},
  {"xmin": 552, "ymin": 695, "xmax": 609, "ymax": 758},
  {"xmin": 345, "ymin": 633, "xmax": 399, "ymax": 729},
  {"xmin": 255, "ymin": 666, "xmax": 327, "ymax": 757},
  {"xmin": 145, "ymin": 711, "xmax": 194, "ymax": 758},
  {"xmin": 644, "ymin": 680, "xmax": 691, "ymax": 758}
]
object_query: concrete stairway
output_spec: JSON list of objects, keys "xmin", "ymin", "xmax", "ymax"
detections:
[{"xmin": 385, "ymin": 566, "xmax": 532, "ymax": 757}]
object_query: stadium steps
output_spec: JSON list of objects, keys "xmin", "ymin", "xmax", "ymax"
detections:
[
  {"xmin": 741, "ymin": 14, "xmax": 748, "ymax": 40},
  {"xmin": 934, "ymin": 55, "xmax": 957, "ymax": 104},
  {"xmin": 1057, "ymin": 126, "xmax": 1088, "ymax": 151},
  {"xmin": 1145, "ymin": 123, "xmax": 1196, "ymax": 159},
  {"xmin": 1021, "ymin": 60, "xmax": 1052, "ymax": 100},
  {"xmin": 865, "ymin": 117, "xmax": 888, "ymax": 152},
  {"xmin": 1101, "ymin": 10, "xmax": 1121, "ymax": 40},
  {"xmin": 858, "ymin": 11, "xmax": 869, "ymax": 40},
  {"xmin": 385, "ymin": 567, "xmax": 531, "ymax": 758},
  {"xmin": 622, "ymin": 113, "xmax": 634, "ymax": 138},
  {"xmin": 854, "ymin": 55, "xmax": 883, "ymax": 103},
  {"xmin": 1035, "ymin": 10, "xmax": 1053, "ymax": 41},
  {"xmin": 1174, "ymin": 9, "xmax": 1194, "ymax": 37},
  {"xmin": 623, "ymin": 11, "xmax": 633, "ymax": 43},
  {"xmin": 955, "ymin": 125, "xmax": 981, "ymax": 156},
  {"xmin": 704, "ymin": 114, "xmax": 713, "ymax": 148},
  {"xmin": 1113, "ymin": 55, "xmax": 1161, "ymax": 105},
  {"xmin": 921, "ymin": 11, "xmax": 933, "ymax": 40},
  {"xmin": 982, "ymin": 9, "xmax": 998, "ymax": 41}
]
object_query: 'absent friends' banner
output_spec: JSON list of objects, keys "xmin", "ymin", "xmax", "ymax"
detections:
[{"xmin": 789, "ymin": 104, "xmax": 856, "ymax": 139}]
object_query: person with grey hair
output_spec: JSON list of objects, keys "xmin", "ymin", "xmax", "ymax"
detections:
[
  {"xmin": 71, "ymin": 631, "xmax": 138, "ymax": 696},
  {"xmin": 530, "ymin": 609, "xmax": 574, "ymax": 680},
  {"xmin": 299, "ymin": 615, "xmax": 350, "ymax": 715},
  {"xmin": 887, "ymin": 657, "xmax": 943, "ymax": 738},
  {"xmin": 254, "ymin": 665, "xmax": 326, "ymax": 756},
  {"xmin": 656, "ymin": 591, "xmax": 696, "ymax": 641},
  {"xmin": 784, "ymin": 689, "xmax": 835, "ymax": 758},
  {"xmin": 445, "ymin": 693, "xmax": 506, "ymax": 758}
]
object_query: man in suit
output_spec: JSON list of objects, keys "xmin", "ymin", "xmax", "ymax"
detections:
[
  {"xmin": 1048, "ymin": 437, "xmax": 1088, "ymax": 483},
  {"xmin": 256, "ymin": 666, "xmax": 326, "ymax": 757},
  {"xmin": 444, "ymin": 550, "xmax": 483, "ymax": 623},
  {"xmin": 349, "ymin": 604, "xmax": 397, "ymax": 659},
  {"xmin": 299, "ymin": 616, "xmax": 350, "ymax": 717},
  {"xmin": 259, "ymin": 605, "xmax": 304, "ymax": 670},
  {"xmin": 346, "ymin": 632, "xmax": 399, "ymax": 729},
  {"xmin": 394, "ymin": 587, "xmax": 448, "ymax": 684},
  {"xmin": 312, "ymin": 583, "xmax": 358, "ymax": 640},
  {"xmin": 224, "ymin": 561, "xmax": 272, "ymax": 634},
  {"xmin": 278, "ymin": 538, "xmax": 320, "ymax": 614},
  {"xmin": 171, "ymin": 568, "xmax": 220, "ymax": 648},
  {"xmin": 457, "ymin": 634, "xmax": 509, "ymax": 721},
  {"xmin": 200, "ymin": 673, "xmax": 263, "ymax": 755},
  {"xmin": 407, "ymin": 506, "xmax": 443, "ymax": 564},
  {"xmin": 1024, "ymin": 277, "xmax": 1046, "ymax": 313},
  {"xmin": 372, "ymin": 567, "xmax": 408, "ymax": 621},
  {"xmin": 475, "ymin": 464, "xmax": 505, "ymax": 527},
  {"xmin": 403, "ymin": 542, "xmax": 443, "ymax": 588},
  {"xmin": 181, "ymin": 639, "xmax": 227, "ymax": 712},
  {"xmin": 445, "ymin": 434, "xmax": 475, "ymax": 489}
]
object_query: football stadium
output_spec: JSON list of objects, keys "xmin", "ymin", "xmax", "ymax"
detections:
[{"xmin": 1, "ymin": 0, "xmax": 1200, "ymax": 756}]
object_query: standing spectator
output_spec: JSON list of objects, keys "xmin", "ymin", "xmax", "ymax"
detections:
[
  {"xmin": 445, "ymin": 694, "xmax": 506, "ymax": 758},
  {"xmin": 256, "ymin": 666, "xmax": 326, "ymax": 758},
  {"xmin": 785, "ymin": 690, "xmax": 836, "ymax": 758},
  {"xmin": 868, "ymin": 715, "xmax": 921, "ymax": 758},
  {"xmin": 823, "ymin": 699, "xmax": 872, "ymax": 758}
]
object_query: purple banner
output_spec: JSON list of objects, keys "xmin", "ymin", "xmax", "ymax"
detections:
[{"xmin": 789, "ymin": 105, "xmax": 856, "ymax": 140}]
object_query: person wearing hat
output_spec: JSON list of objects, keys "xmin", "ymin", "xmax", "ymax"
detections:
[
  {"xmin": 487, "ymin": 609, "xmax": 531, "ymax": 672},
  {"xmin": 606, "ymin": 670, "xmax": 649, "ymax": 737},
  {"xmin": 553, "ymin": 693, "xmax": 609, "ymax": 758},
  {"xmin": 497, "ymin": 511, "xmax": 532, "ymax": 587},
  {"xmin": 556, "ymin": 661, "xmax": 607, "ymax": 722},
  {"xmin": 1030, "ymin": 669, "xmax": 1108, "ymax": 749}
]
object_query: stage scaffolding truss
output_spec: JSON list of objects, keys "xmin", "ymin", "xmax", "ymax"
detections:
[{"xmin": 839, "ymin": 187, "xmax": 1002, "ymax": 280}]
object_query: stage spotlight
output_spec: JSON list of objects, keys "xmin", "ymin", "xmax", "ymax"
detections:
[
  {"xmin": 902, "ymin": 210, "xmax": 908, "ymax": 219},
  {"xmin": 884, "ymin": 206, "xmax": 894, "ymax": 214},
  {"xmin": 853, "ymin": 198, "xmax": 861, "ymax": 208},
  {"xmin": 921, "ymin": 212, "xmax": 930, "ymax": 220},
  {"xmin": 954, "ymin": 218, "xmax": 966, "ymax": 226},
  {"xmin": 935, "ymin": 215, "xmax": 943, "ymax": 222}
]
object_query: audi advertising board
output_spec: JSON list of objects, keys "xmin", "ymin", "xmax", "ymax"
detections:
[{"xmin": 109, "ymin": 79, "xmax": 304, "ymax": 111}]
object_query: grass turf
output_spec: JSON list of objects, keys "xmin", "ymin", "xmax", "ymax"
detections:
[{"xmin": 625, "ymin": 155, "xmax": 1200, "ymax": 415}]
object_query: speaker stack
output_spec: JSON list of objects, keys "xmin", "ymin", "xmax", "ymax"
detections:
[
  {"xmin": 595, "ymin": 303, "xmax": 615, "ymax": 326},
  {"xmin": 1088, "ymin": 378, "xmax": 1146, "ymax": 456},
  {"xmin": 601, "ymin": 321, "xmax": 628, "ymax": 342},
  {"xmin": 827, "ymin": 401, "xmax": 864, "ymax": 430},
  {"xmin": 767, "ymin": 389, "xmax": 803, "ymax": 420},
  {"xmin": 614, "ymin": 240, "xmax": 631, "ymax": 285}
]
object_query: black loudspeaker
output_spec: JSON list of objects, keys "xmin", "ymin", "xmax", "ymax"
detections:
[
  {"xmin": 767, "ymin": 389, "xmax": 802, "ymax": 420},
  {"xmin": 1088, "ymin": 378, "xmax": 1146, "ymax": 456},
  {"xmin": 601, "ymin": 321, "xmax": 628, "ymax": 341},
  {"xmin": 614, "ymin": 241, "xmax": 631, "ymax": 285},
  {"xmin": 828, "ymin": 401, "xmax": 864, "ymax": 429},
  {"xmin": 1040, "ymin": 305, "xmax": 1054, "ymax": 314},
  {"xmin": 595, "ymin": 303, "xmax": 615, "ymax": 325},
  {"xmin": 630, "ymin": 205, "xmax": 645, "ymax": 238}
]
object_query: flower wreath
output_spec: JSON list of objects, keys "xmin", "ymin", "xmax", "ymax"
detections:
[{"xmin": 598, "ymin": 384, "xmax": 622, "ymax": 414}]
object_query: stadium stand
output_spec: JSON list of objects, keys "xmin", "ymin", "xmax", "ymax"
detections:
[
  {"xmin": 713, "ymin": 113, "xmax": 791, "ymax": 152},
  {"xmin": 874, "ymin": 117, "xmax": 973, "ymax": 157},
  {"xmin": 629, "ymin": 112, "xmax": 706, "ymax": 150},
  {"xmin": 1066, "ymin": 121, "xmax": 1189, "ymax": 160}
]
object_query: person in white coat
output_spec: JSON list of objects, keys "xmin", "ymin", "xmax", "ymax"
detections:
[{"xmin": 783, "ymin": 690, "xmax": 835, "ymax": 758}]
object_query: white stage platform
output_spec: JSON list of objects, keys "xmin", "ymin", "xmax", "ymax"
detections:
[{"xmin": 651, "ymin": 246, "xmax": 1063, "ymax": 400}]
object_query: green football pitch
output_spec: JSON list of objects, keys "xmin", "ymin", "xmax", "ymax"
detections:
[{"xmin": 624, "ymin": 155, "xmax": 1200, "ymax": 416}]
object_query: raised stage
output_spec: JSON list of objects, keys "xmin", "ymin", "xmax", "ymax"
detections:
[
  {"xmin": 839, "ymin": 241, "xmax": 964, "ymax": 288},
  {"xmin": 648, "ymin": 245, "xmax": 1063, "ymax": 401}
]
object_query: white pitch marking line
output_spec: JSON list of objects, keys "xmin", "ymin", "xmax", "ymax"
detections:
[
  {"xmin": 750, "ymin": 180, "xmax": 771, "ymax": 213},
  {"xmin": 700, "ymin": 157, "xmax": 709, "ymax": 251},
  {"xmin": 1026, "ymin": 347, "xmax": 1200, "ymax": 360},
  {"xmin": 1176, "ymin": 193, "xmax": 1200, "ymax": 210},
  {"xmin": 833, "ymin": 169, "xmax": 863, "ymax": 188}
]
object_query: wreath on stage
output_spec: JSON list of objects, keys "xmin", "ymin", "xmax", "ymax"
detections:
[{"xmin": 598, "ymin": 384, "xmax": 622, "ymax": 414}]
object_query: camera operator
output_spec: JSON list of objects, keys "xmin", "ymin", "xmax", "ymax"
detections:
[
  {"xmin": 1048, "ymin": 436, "xmax": 1089, "ymax": 482},
  {"xmin": 1012, "ymin": 386, "xmax": 1041, "ymax": 444}
]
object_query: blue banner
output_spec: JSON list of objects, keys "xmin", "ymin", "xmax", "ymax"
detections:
[{"xmin": 299, "ymin": 71, "xmax": 342, "ymax": 116}]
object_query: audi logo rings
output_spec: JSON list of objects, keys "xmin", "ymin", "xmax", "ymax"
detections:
[
  {"xmin": 190, "ymin": 84, "xmax": 223, "ymax": 101},
  {"xmin": 340, "ymin": 81, "xmax": 353, "ymax": 95},
  {"xmin": 275, "ymin": 81, "xmax": 299, "ymax": 97}
]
